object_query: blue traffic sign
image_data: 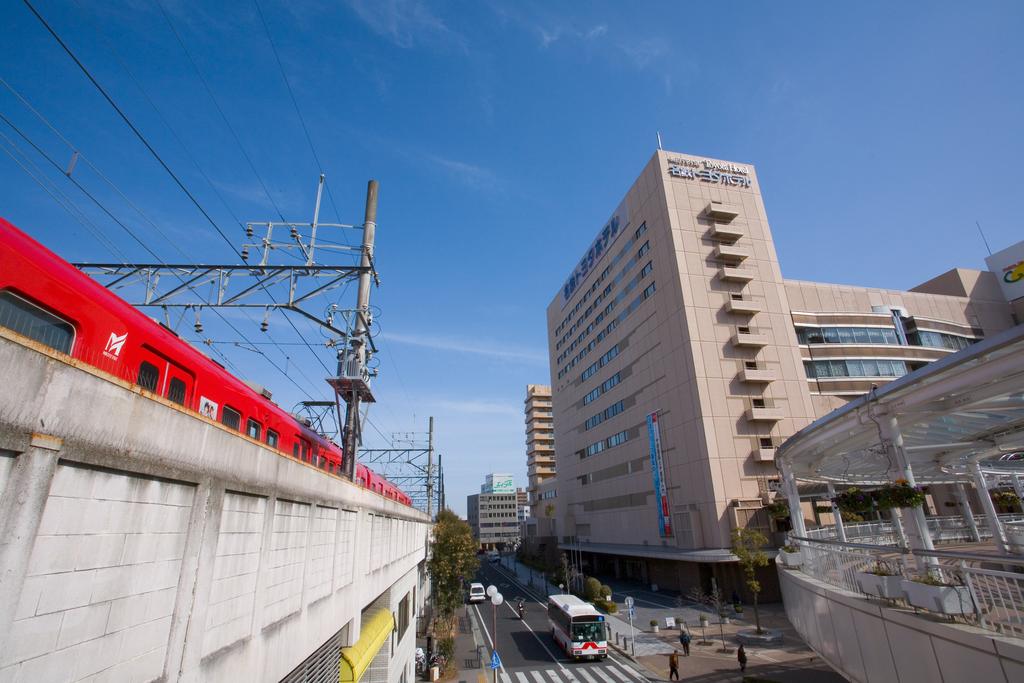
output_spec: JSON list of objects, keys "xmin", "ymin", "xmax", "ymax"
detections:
[{"xmin": 489, "ymin": 651, "xmax": 502, "ymax": 670}]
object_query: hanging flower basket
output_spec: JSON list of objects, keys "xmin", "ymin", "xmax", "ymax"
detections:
[
  {"xmin": 875, "ymin": 480, "xmax": 926, "ymax": 509},
  {"xmin": 992, "ymin": 491, "xmax": 1020, "ymax": 511},
  {"xmin": 835, "ymin": 488, "xmax": 874, "ymax": 515}
]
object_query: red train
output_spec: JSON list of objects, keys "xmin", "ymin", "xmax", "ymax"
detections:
[{"xmin": 0, "ymin": 217, "xmax": 411, "ymax": 506}]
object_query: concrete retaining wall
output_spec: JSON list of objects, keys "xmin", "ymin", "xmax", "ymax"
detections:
[
  {"xmin": 0, "ymin": 333, "xmax": 430, "ymax": 682},
  {"xmin": 777, "ymin": 559, "xmax": 1024, "ymax": 683}
]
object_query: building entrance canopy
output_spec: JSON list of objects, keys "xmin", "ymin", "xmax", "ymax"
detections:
[{"xmin": 777, "ymin": 325, "xmax": 1024, "ymax": 485}]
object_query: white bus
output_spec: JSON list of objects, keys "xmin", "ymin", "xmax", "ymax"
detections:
[{"xmin": 546, "ymin": 594, "xmax": 609, "ymax": 660}]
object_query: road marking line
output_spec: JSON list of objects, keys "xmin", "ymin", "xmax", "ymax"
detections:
[
  {"xmin": 495, "ymin": 591, "xmax": 568, "ymax": 672},
  {"xmin": 602, "ymin": 665, "xmax": 631, "ymax": 681},
  {"xmin": 589, "ymin": 667, "xmax": 616, "ymax": 683},
  {"xmin": 530, "ymin": 671, "xmax": 546, "ymax": 683},
  {"xmin": 515, "ymin": 673, "xmax": 529, "ymax": 683},
  {"xmin": 471, "ymin": 603, "xmax": 505, "ymax": 674},
  {"xmin": 545, "ymin": 670, "xmax": 565, "ymax": 683},
  {"xmin": 605, "ymin": 656, "xmax": 648, "ymax": 682},
  {"xmin": 500, "ymin": 674, "xmax": 512, "ymax": 683},
  {"xmin": 575, "ymin": 668, "xmax": 599, "ymax": 683}
]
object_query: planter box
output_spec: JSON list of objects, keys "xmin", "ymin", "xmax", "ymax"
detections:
[
  {"xmin": 901, "ymin": 579, "xmax": 974, "ymax": 615},
  {"xmin": 1006, "ymin": 522, "xmax": 1024, "ymax": 554},
  {"xmin": 779, "ymin": 551, "xmax": 802, "ymax": 568},
  {"xmin": 855, "ymin": 572, "xmax": 903, "ymax": 599}
]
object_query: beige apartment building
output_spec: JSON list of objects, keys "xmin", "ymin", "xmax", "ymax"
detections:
[
  {"xmin": 546, "ymin": 149, "xmax": 1017, "ymax": 596},
  {"xmin": 525, "ymin": 385, "xmax": 555, "ymax": 514}
]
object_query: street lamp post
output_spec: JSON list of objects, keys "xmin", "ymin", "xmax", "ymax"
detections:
[{"xmin": 486, "ymin": 585, "xmax": 503, "ymax": 683}]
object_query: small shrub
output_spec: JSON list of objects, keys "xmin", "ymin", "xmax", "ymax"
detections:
[
  {"xmin": 600, "ymin": 583, "xmax": 613, "ymax": 599},
  {"xmin": 780, "ymin": 544, "xmax": 799, "ymax": 554},
  {"xmin": 650, "ymin": 619, "xmax": 659, "ymax": 627},
  {"xmin": 866, "ymin": 561, "xmax": 898, "ymax": 577},
  {"xmin": 584, "ymin": 577, "xmax": 602, "ymax": 601}
]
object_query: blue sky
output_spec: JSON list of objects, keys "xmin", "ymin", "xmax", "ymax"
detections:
[{"xmin": 1, "ymin": 1, "xmax": 1022, "ymax": 515}]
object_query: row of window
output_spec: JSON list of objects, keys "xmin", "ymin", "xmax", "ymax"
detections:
[
  {"xmin": 796, "ymin": 325, "xmax": 976, "ymax": 351},
  {"xmin": 0, "ymin": 292, "xmax": 75, "ymax": 354},
  {"xmin": 583, "ymin": 372, "xmax": 620, "ymax": 405},
  {"xmin": 555, "ymin": 245, "xmax": 652, "ymax": 365},
  {"xmin": 584, "ymin": 400, "xmax": 625, "ymax": 430},
  {"xmin": 910, "ymin": 330, "xmax": 975, "ymax": 351},
  {"xmin": 539, "ymin": 489, "xmax": 557, "ymax": 500},
  {"xmin": 555, "ymin": 223, "xmax": 648, "ymax": 338},
  {"xmin": 796, "ymin": 326, "xmax": 901, "ymax": 346},
  {"xmin": 581, "ymin": 345, "xmax": 620, "ymax": 382},
  {"xmin": 803, "ymin": 358, "xmax": 909, "ymax": 379},
  {"xmin": 557, "ymin": 269, "xmax": 655, "ymax": 380},
  {"xmin": 582, "ymin": 429, "xmax": 630, "ymax": 458}
]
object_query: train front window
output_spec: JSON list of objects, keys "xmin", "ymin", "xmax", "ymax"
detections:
[
  {"xmin": 167, "ymin": 377, "xmax": 186, "ymax": 405},
  {"xmin": 267, "ymin": 430, "xmax": 279, "ymax": 448},
  {"xmin": 137, "ymin": 361, "xmax": 159, "ymax": 392},
  {"xmin": 246, "ymin": 418, "xmax": 262, "ymax": 440},
  {"xmin": 0, "ymin": 291, "xmax": 75, "ymax": 354},
  {"xmin": 221, "ymin": 406, "xmax": 241, "ymax": 431}
]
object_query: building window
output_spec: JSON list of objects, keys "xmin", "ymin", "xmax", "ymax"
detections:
[
  {"xmin": 797, "ymin": 326, "xmax": 900, "ymax": 346},
  {"xmin": 642, "ymin": 282, "xmax": 656, "ymax": 300},
  {"xmin": 803, "ymin": 358, "xmax": 909, "ymax": 379},
  {"xmin": 222, "ymin": 406, "xmax": 241, "ymax": 431},
  {"xmin": 640, "ymin": 261, "xmax": 653, "ymax": 278},
  {"xmin": 137, "ymin": 361, "xmax": 159, "ymax": 392},
  {"xmin": 637, "ymin": 241, "xmax": 650, "ymax": 258},
  {"xmin": 583, "ymin": 387, "xmax": 600, "ymax": 405},
  {"xmin": 246, "ymin": 418, "xmax": 262, "ymax": 440},
  {"xmin": 634, "ymin": 223, "xmax": 647, "ymax": 239},
  {"xmin": 0, "ymin": 291, "xmax": 75, "ymax": 354},
  {"xmin": 909, "ymin": 330, "xmax": 974, "ymax": 351}
]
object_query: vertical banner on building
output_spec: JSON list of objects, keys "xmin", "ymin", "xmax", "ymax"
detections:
[{"xmin": 646, "ymin": 412, "xmax": 673, "ymax": 537}]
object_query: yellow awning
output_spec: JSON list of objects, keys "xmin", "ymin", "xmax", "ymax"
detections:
[{"xmin": 339, "ymin": 609, "xmax": 395, "ymax": 683}]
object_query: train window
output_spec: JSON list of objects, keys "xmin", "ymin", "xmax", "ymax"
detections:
[
  {"xmin": 137, "ymin": 362, "xmax": 159, "ymax": 392},
  {"xmin": 301, "ymin": 441, "xmax": 311, "ymax": 461},
  {"xmin": 292, "ymin": 442, "xmax": 300, "ymax": 457},
  {"xmin": 246, "ymin": 418, "xmax": 262, "ymax": 440},
  {"xmin": 0, "ymin": 291, "xmax": 75, "ymax": 354},
  {"xmin": 267, "ymin": 430, "xmax": 279, "ymax": 448},
  {"xmin": 167, "ymin": 378, "xmax": 186, "ymax": 405},
  {"xmin": 221, "ymin": 406, "xmax": 241, "ymax": 431}
]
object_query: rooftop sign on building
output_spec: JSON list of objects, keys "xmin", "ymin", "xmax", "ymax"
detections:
[
  {"xmin": 483, "ymin": 473, "xmax": 514, "ymax": 494},
  {"xmin": 985, "ymin": 240, "xmax": 1024, "ymax": 303}
]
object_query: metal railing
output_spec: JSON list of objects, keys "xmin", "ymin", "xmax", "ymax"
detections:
[
  {"xmin": 787, "ymin": 535, "xmax": 1024, "ymax": 639},
  {"xmin": 805, "ymin": 513, "xmax": 1024, "ymax": 546}
]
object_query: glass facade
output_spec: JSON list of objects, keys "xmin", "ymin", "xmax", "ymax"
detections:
[
  {"xmin": 804, "ymin": 358, "xmax": 909, "ymax": 379},
  {"xmin": 909, "ymin": 330, "xmax": 974, "ymax": 351},
  {"xmin": 797, "ymin": 326, "xmax": 900, "ymax": 345}
]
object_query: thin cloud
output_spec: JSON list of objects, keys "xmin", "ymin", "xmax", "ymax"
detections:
[
  {"xmin": 423, "ymin": 154, "xmax": 501, "ymax": 191},
  {"xmin": 346, "ymin": 0, "xmax": 468, "ymax": 52},
  {"xmin": 617, "ymin": 37, "xmax": 670, "ymax": 68},
  {"xmin": 380, "ymin": 331, "xmax": 546, "ymax": 364},
  {"xmin": 537, "ymin": 23, "xmax": 607, "ymax": 48}
]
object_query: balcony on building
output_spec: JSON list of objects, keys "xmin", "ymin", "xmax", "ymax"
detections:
[
  {"xmin": 733, "ymin": 327, "xmax": 769, "ymax": 347},
  {"xmin": 709, "ymin": 222, "xmax": 745, "ymax": 242},
  {"xmin": 746, "ymin": 400, "xmax": 784, "ymax": 421},
  {"xmin": 705, "ymin": 201, "xmax": 740, "ymax": 222},
  {"xmin": 719, "ymin": 266, "xmax": 755, "ymax": 283},
  {"xmin": 726, "ymin": 295, "xmax": 762, "ymax": 315},
  {"xmin": 753, "ymin": 447, "xmax": 776, "ymax": 462},
  {"xmin": 740, "ymin": 364, "xmax": 777, "ymax": 383},
  {"xmin": 713, "ymin": 244, "xmax": 751, "ymax": 263}
]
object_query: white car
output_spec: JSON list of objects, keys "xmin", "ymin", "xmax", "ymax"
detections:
[{"xmin": 468, "ymin": 582, "xmax": 486, "ymax": 603}]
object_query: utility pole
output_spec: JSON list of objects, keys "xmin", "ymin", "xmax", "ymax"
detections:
[
  {"xmin": 426, "ymin": 416, "xmax": 435, "ymax": 518},
  {"xmin": 334, "ymin": 180, "xmax": 379, "ymax": 481}
]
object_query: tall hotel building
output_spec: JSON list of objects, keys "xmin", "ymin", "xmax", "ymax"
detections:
[{"xmin": 546, "ymin": 149, "xmax": 1017, "ymax": 593}]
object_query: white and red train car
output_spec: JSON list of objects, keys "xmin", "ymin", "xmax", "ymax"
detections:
[{"xmin": 0, "ymin": 217, "xmax": 410, "ymax": 506}]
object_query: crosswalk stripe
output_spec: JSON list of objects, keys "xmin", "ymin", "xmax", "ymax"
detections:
[
  {"xmin": 529, "ymin": 671, "xmax": 547, "ymax": 683},
  {"xmin": 574, "ymin": 668, "xmax": 599, "ymax": 683},
  {"xmin": 545, "ymin": 670, "xmax": 565, "ymax": 683},
  {"xmin": 603, "ymin": 665, "xmax": 633, "ymax": 682},
  {"xmin": 515, "ymin": 673, "xmax": 529, "ymax": 683},
  {"xmin": 588, "ymin": 667, "xmax": 616, "ymax": 683},
  {"xmin": 500, "ymin": 674, "xmax": 512, "ymax": 683}
]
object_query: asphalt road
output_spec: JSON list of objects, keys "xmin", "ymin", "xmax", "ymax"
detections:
[{"xmin": 467, "ymin": 560, "xmax": 650, "ymax": 682}]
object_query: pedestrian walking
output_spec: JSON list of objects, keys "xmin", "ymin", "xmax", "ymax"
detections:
[
  {"xmin": 679, "ymin": 629, "xmax": 691, "ymax": 656},
  {"xmin": 668, "ymin": 650, "xmax": 680, "ymax": 681},
  {"xmin": 737, "ymin": 643, "xmax": 748, "ymax": 672}
]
